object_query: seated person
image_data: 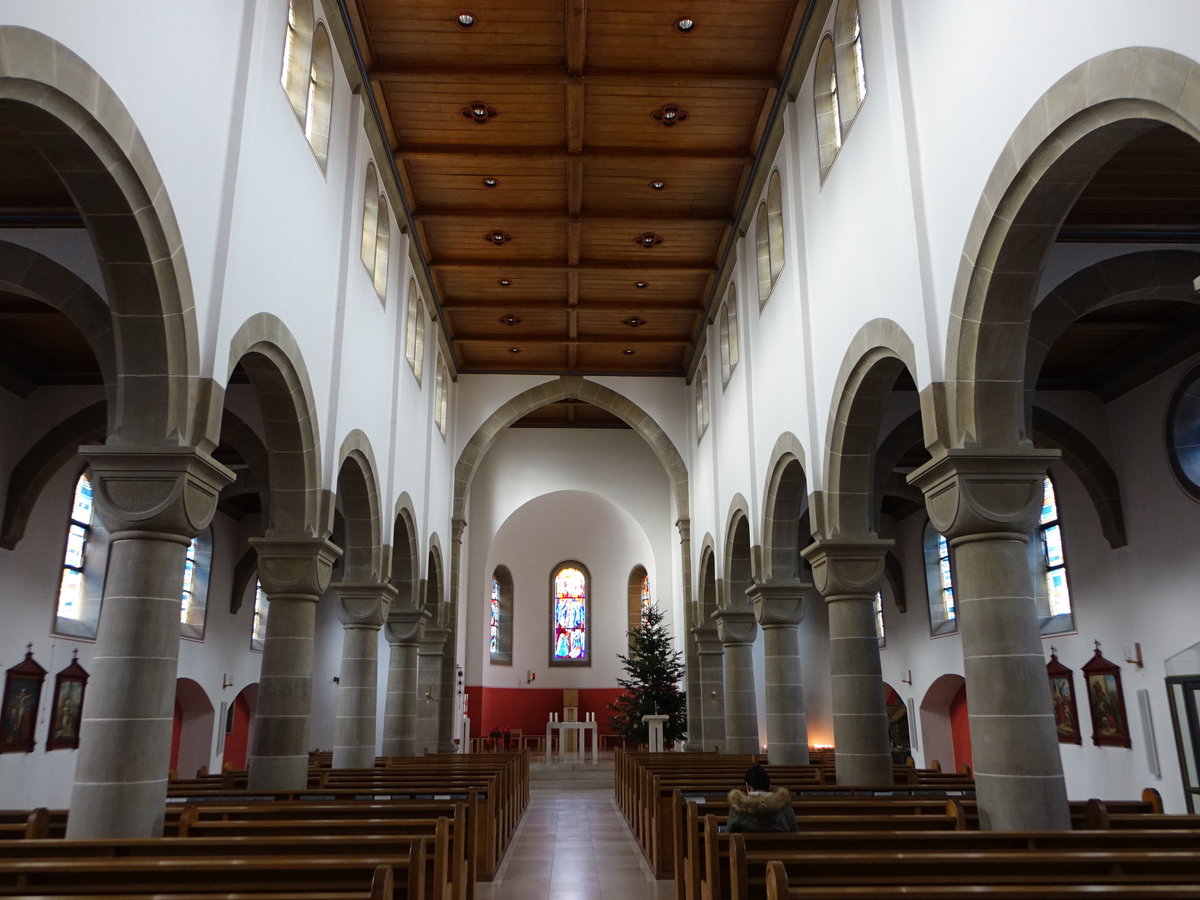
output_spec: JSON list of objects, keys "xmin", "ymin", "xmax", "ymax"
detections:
[{"xmin": 726, "ymin": 764, "xmax": 799, "ymax": 833}]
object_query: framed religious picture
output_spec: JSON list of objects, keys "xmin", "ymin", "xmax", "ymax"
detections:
[
  {"xmin": 1081, "ymin": 642, "xmax": 1132, "ymax": 748},
  {"xmin": 1, "ymin": 646, "xmax": 47, "ymax": 754},
  {"xmin": 46, "ymin": 651, "xmax": 89, "ymax": 751},
  {"xmin": 1046, "ymin": 648, "xmax": 1082, "ymax": 744}
]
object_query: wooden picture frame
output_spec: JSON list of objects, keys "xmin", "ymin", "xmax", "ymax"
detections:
[
  {"xmin": 1, "ymin": 647, "xmax": 47, "ymax": 754},
  {"xmin": 1081, "ymin": 642, "xmax": 1132, "ymax": 748},
  {"xmin": 1046, "ymin": 648, "xmax": 1082, "ymax": 745},
  {"xmin": 46, "ymin": 652, "xmax": 89, "ymax": 751}
]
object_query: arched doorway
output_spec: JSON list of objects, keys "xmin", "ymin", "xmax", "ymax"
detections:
[
  {"xmin": 920, "ymin": 674, "xmax": 971, "ymax": 773},
  {"xmin": 170, "ymin": 678, "xmax": 215, "ymax": 779},
  {"xmin": 221, "ymin": 684, "xmax": 258, "ymax": 772}
]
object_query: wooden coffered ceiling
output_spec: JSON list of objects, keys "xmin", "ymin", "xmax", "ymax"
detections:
[{"xmin": 346, "ymin": 0, "xmax": 814, "ymax": 376}]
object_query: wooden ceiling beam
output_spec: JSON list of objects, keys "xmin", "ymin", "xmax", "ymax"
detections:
[
  {"xmin": 396, "ymin": 146, "xmax": 754, "ymax": 164},
  {"xmin": 431, "ymin": 261, "xmax": 715, "ymax": 274},
  {"xmin": 566, "ymin": 0, "xmax": 587, "ymax": 76},
  {"xmin": 440, "ymin": 299, "xmax": 704, "ymax": 313},
  {"xmin": 368, "ymin": 66, "xmax": 778, "ymax": 89},
  {"xmin": 453, "ymin": 334, "xmax": 691, "ymax": 346},
  {"xmin": 417, "ymin": 210, "xmax": 730, "ymax": 228}
]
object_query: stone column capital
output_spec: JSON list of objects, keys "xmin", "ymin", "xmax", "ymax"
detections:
[
  {"xmin": 385, "ymin": 607, "xmax": 431, "ymax": 645},
  {"xmin": 802, "ymin": 537, "xmax": 891, "ymax": 599},
  {"xmin": 675, "ymin": 517, "xmax": 691, "ymax": 543},
  {"xmin": 333, "ymin": 581, "xmax": 396, "ymax": 628},
  {"xmin": 712, "ymin": 608, "xmax": 757, "ymax": 646},
  {"xmin": 907, "ymin": 448, "xmax": 1061, "ymax": 541},
  {"xmin": 419, "ymin": 626, "xmax": 450, "ymax": 654},
  {"xmin": 80, "ymin": 444, "xmax": 235, "ymax": 538},
  {"xmin": 747, "ymin": 580, "xmax": 810, "ymax": 627},
  {"xmin": 451, "ymin": 517, "xmax": 468, "ymax": 546},
  {"xmin": 691, "ymin": 625, "xmax": 724, "ymax": 654},
  {"xmin": 250, "ymin": 537, "xmax": 342, "ymax": 598}
]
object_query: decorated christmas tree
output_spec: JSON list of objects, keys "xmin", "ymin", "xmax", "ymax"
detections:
[{"xmin": 609, "ymin": 603, "xmax": 688, "ymax": 748}]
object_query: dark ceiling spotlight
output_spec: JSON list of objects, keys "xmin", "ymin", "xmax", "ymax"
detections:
[
  {"xmin": 674, "ymin": 17, "xmax": 696, "ymax": 33},
  {"xmin": 623, "ymin": 316, "xmax": 646, "ymax": 328},
  {"xmin": 649, "ymin": 180, "xmax": 666, "ymax": 190},
  {"xmin": 463, "ymin": 102, "xmax": 498, "ymax": 124},
  {"xmin": 651, "ymin": 104, "xmax": 687, "ymax": 126},
  {"xmin": 500, "ymin": 314, "xmax": 521, "ymax": 326},
  {"xmin": 635, "ymin": 281, "xmax": 649, "ymax": 288},
  {"xmin": 486, "ymin": 231, "xmax": 512, "ymax": 245},
  {"xmin": 457, "ymin": 12, "xmax": 477, "ymax": 27},
  {"xmin": 623, "ymin": 349, "xmax": 636, "ymax": 355},
  {"xmin": 498, "ymin": 279, "xmax": 512, "ymax": 286},
  {"xmin": 481, "ymin": 177, "xmax": 499, "ymax": 188},
  {"xmin": 634, "ymin": 232, "xmax": 663, "ymax": 248},
  {"xmin": 509, "ymin": 347, "xmax": 521, "ymax": 353}
]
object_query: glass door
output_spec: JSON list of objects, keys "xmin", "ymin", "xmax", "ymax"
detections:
[{"xmin": 1166, "ymin": 676, "xmax": 1200, "ymax": 813}]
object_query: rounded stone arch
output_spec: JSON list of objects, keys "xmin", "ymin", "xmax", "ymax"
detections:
[
  {"xmin": 721, "ymin": 495, "xmax": 754, "ymax": 611},
  {"xmin": 820, "ymin": 319, "xmax": 918, "ymax": 537},
  {"xmin": 945, "ymin": 46, "xmax": 1200, "ymax": 450},
  {"xmin": 216, "ymin": 409, "xmax": 271, "ymax": 522},
  {"xmin": 225, "ymin": 314, "xmax": 324, "ymax": 538},
  {"xmin": 1025, "ymin": 249, "xmax": 1200, "ymax": 425},
  {"xmin": 697, "ymin": 535, "xmax": 719, "ymax": 622},
  {"xmin": 0, "ymin": 401, "xmax": 106, "ymax": 550},
  {"xmin": 453, "ymin": 376, "xmax": 689, "ymax": 521},
  {"xmin": 0, "ymin": 27, "xmax": 202, "ymax": 446},
  {"xmin": 425, "ymin": 533, "xmax": 446, "ymax": 623},
  {"xmin": 388, "ymin": 494, "xmax": 420, "ymax": 609},
  {"xmin": 334, "ymin": 429, "xmax": 383, "ymax": 581},
  {"xmin": 0, "ymin": 241, "xmax": 117, "ymax": 417},
  {"xmin": 761, "ymin": 432, "xmax": 811, "ymax": 581}
]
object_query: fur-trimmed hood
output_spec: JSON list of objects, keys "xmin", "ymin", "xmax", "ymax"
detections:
[{"xmin": 727, "ymin": 786, "xmax": 791, "ymax": 813}]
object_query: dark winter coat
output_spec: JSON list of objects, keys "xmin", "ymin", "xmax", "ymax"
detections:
[{"xmin": 725, "ymin": 787, "xmax": 799, "ymax": 833}]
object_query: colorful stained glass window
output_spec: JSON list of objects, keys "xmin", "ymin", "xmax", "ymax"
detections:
[
  {"xmin": 936, "ymin": 532, "xmax": 955, "ymax": 621},
  {"xmin": 640, "ymin": 574, "xmax": 652, "ymax": 626},
  {"xmin": 57, "ymin": 473, "xmax": 94, "ymax": 621},
  {"xmin": 1040, "ymin": 476, "xmax": 1072, "ymax": 618},
  {"xmin": 490, "ymin": 577, "xmax": 501, "ymax": 654},
  {"xmin": 181, "ymin": 537, "xmax": 199, "ymax": 624},
  {"xmin": 552, "ymin": 564, "xmax": 588, "ymax": 663},
  {"xmin": 924, "ymin": 522, "xmax": 956, "ymax": 637}
]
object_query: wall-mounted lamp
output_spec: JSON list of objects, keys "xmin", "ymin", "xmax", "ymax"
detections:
[
  {"xmin": 709, "ymin": 689, "xmax": 718, "ymax": 698},
  {"xmin": 1123, "ymin": 642, "xmax": 1144, "ymax": 669},
  {"xmin": 901, "ymin": 669, "xmax": 913, "ymax": 685},
  {"xmin": 526, "ymin": 670, "xmax": 536, "ymax": 684},
  {"xmin": 332, "ymin": 675, "xmax": 340, "ymax": 684},
  {"xmin": 222, "ymin": 673, "xmax": 234, "ymax": 690},
  {"xmin": 424, "ymin": 688, "xmax": 434, "ymax": 701}
]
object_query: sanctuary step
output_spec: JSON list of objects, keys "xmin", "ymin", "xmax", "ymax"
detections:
[{"xmin": 530, "ymin": 759, "xmax": 615, "ymax": 791}]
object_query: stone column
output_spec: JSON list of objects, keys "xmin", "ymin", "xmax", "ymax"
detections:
[
  {"xmin": 382, "ymin": 608, "xmax": 429, "ymax": 757},
  {"xmin": 66, "ymin": 446, "xmax": 233, "ymax": 839},
  {"xmin": 682, "ymin": 602, "xmax": 703, "ymax": 752},
  {"xmin": 416, "ymin": 626, "xmax": 448, "ymax": 754},
  {"xmin": 713, "ymin": 608, "xmax": 758, "ymax": 754},
  {"xmin": 332, "ymin": 581, "xmax": 395, "ymax": 768},
  {"xmin": 748, "ymin": 580, "xmax": 811, "ymax": 765},
  {"xmin": 692, "ymin": 626, "xmax": 726, "ymax": 752},
  {"xmin": 803, "ymin": 538, "xmax": 893, "ymax": 786},
  {"xmin": 246, "ymin": 536, "xmax": 341, "ymax": 790},
  {"xmin": 909, "ymin": 449, "xmax": 1069, "ymax": 831}
]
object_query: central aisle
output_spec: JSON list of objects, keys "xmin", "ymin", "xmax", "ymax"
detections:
[{"xmin": 477, "ymin": 783, "xmax": 672, "ymax": 899}]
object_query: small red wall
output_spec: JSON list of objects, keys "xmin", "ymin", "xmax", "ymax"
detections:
[
  {"xmin": 949, "ymin": 683, "xmax": 973, "ymax": 772},
  {"xmin": 223, "ymin": 693, "xmax": 252, "ymax": 770},
  {"xmin": 466, "ymin": 686, "xmax": 626, "ymax": 738}
]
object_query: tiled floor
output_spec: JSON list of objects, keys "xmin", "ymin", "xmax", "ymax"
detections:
[{"xmin": 477, "ymin": 787, "xmax": 673, "ymax": 900}]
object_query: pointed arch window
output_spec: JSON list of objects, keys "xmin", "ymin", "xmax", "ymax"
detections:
[
  {"xmin": 719, "ymin": 285, "xmax": 740, "ymax": 386},
  {"xmin": 54, "ymin": 471, "xmax": 108, "ymax": 640},
  {"xmin": 1035, "ymin": 475, "xmax": 1075, "ymax": 634},
  {"xmin": 627, "ymin": 565, "xmax": 651, "ymax": 635},
  {"xmin": 490, "ymin": 565, "xmax": 513, "ymax": 665},
  {"xmin": 281, "ymin": 1, "xmax": 333, "ymax": 171},
  {"xmin": 434, "ymin": 353, "xmax": 449, "ymax": 436},
  {"xmin": 814, "ymin": 35, "xmax": 840, "ymax": 179},
  {"xmin": 180, "ymin": 528, "xmax": 214, "ymax": 641},
  {"xmin": 550, "ymin": 562, "xmax": 590, "ymax": 666},
  {"xmin": 405, "ymin": 283, "xmax": 426, "ymax": 384},
  {"xmin": 924, "ymin": 522, "xmax": 956, "ymax": 636}
]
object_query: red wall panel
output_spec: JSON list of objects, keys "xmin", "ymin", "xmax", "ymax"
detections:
[
  {"xmin": 465, "ymin": 686, "xmax": 626, "ymax": 738},
  {"xmin": 950, "ymin": 683, "xmax": 973, "ymax": 772}
]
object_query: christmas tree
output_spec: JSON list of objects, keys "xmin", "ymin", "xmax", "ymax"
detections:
[{"xmin": 609, "ymin": 603, "xmax": 688, "ymax": 748}]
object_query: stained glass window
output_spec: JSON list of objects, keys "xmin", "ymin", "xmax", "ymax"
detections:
[
  {"xmin": 874, "ymin": 591, "xmax": 885, "ymax": 646},
  {"xmin": 57, "ymin": 472, "xmax": 94, "ymax": 622},
  {"xmin": 551, "ymin": 563, "xmax": 589, "ymax": 665},
  {"xmin": 640, "ymin": 574, "xmax": 652, "ymax": 626},
  {"xmin": 181, "ymin": 537, "xmax": 198, "ymax": 623},
  {"xmin": 1040, "ymin": 477, "xmax": 1072, "ymax": 619},
  {"xmin": 251, "ymin": 579, "xmax": 269, "ymax": 651},
  {"xmin": 489, "ymin": 577, "xmax": 500, "ymax": 653},
  {"xmin": 936, "ymin": 533, "xmax": 955, "ymax": 621},
  {"xmin": 924, "ymin": 522, "xmax": 957, "ymax": 636}
]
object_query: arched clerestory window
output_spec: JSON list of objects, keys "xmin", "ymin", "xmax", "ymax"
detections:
[
  {"xmin": 755, "ymin": 202, "xmax": 771, "ymax": 304},
  {"xmin": 54, "ymin": 471, "xmax": 109, "ymax": 640},
  {"xmin": 281, "ymin": 1, "xmax": 334, "ymax": 171},
  {"xmin": 1034, "ymin": 475, "xmax": 1074, "ymax": 634},
  {"xmin": 695, "ymin": 356, "xmax": 711, "ymax": 440},
  {"xmin": 374, "ymin": 194, "xmax": 391, "ymax": 300},
  {"xmin": 490, "ymin": 565, "xmax": 513, "ymax": 665},
  {"xmin": 180, "ymin": 528, "xmax": 214, "ymax": 641},
  {"xmin": 767, "ymin": 170, "xmax": 785, "ymax": 283},
  {"xmin": 627, "ymin": 565, "xmax": 651, "ymax": 636},
  {"xmin": 434, "ymin": 353, "xmax": 449, "ymax": 436},
  {"xmin": 250, "ymin": 579, "xmax": 269, "ymax": 652},
  {"xmin": 719, "ymin": 284, "xmax": 740, "ymax": 386},
  {"xmin": 814, "ymin": 35, "xmax": 841, "ymax": 180},
  {"xmin": 833, "ymin": 0, "xmax": 867, "ymax": 127},
  {"xmin": 281, "ymin": 0, "xmax": 314, "ymax": 121},
  {"xmin": 924, "ymin": 522, "xmax": 956, "ymax": 636},
  {"xmin": 405, "ymin": 283, "xmax": 426, "ymax": 384},
  {"xmin": 550, "ymin": 561, "xmax": 590, "ymax": 666}
]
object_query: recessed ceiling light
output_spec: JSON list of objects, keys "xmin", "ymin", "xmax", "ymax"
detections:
[
  {"xmin": 649, "ymin": 180, "xmax": 666, "ymax": 190},
  {"xmin": 651, "ymin": 104, "xmax": 688, "ymax": 126},
  {"xmin": 457, "ymin": 13, "xmax": 477, "ymax": 28},
  {"xmin": 509, "ymin": 347, "xmax": 521, "ymax": 353},
  {"xmin": 498, "ymin": 279, "xmax": 512, "ymax": 286},
  {"xmin": 635, "ymin": 281, "xmax": 649, "ymax": 289},
  {"xmin": 624, "ymin": 349, "xmax": 636, "ymax": 355},
  {"xmin": 482, "ymin": 177, "xmax": 499, "ymax": 188},
  {"xmin": 486, "ymin": 231, "xmax": 512, "ymax": 245},
  {"xmin": 500, "ymin": 314, "xmax": 521, "ymax": 326},
  {"xmin": 623, "ymin": 316, "xmax": 646, "ymax": 328},
  {"xmin": 463, "ymin": 102, "xmax": 497, "ymax": 124},
  {"xmin": 674, "ymin": 17, "xmax": 696, "ymax": 33},
  {"xmin": 634, "ymin": 232, "xmax": 663, "ymax": 248}
]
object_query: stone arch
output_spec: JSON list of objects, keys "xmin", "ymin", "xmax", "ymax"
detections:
[
  {"xmin": 454, "ymin": 376, "xmax": 688, "ymax": 521},
  {"xmin": 0, "ymin": 27, "xmax": 202, "ymax": 446},
  {"xmin": 0, "ymin": 241, "xmax": 117, "ymax": 419},
  {"xmin": 761, "ymin": 432, "xmax": 811, "ymax": 581},
  {"xmin": 216, "ymin": 410, "xmax": 271, "ymax": 522},
  {"xmin": 721, "ymin": 496, "xmax": 754, "ymax": 610},
  {"xmin": 697, "ymin": 535, "xmax": 718, "ymax": 622},
  {"xmin": 426, "ymin": 534, "xmax": 445, "ymax": 621},
  {"xmin": 1025, "ymin": 249, "xmax": 1200, "ymax": 425},
  {"xmin": 334, "ymin": 430, "xmax": 383, "ymax": 581},
  {"xmin": 920, "ymin": 673, "xmax": 969, "ymax": 774},
  {"xmin": 873, "ymin": 412, "xmax": 926, "ymax": 517},
  {"xmin": 945, "ymin": 46, "xmax": 1200, "ymax": 450},
  {"xmin": 388, "ymin": 495, "xmax": 420, "ymax": 609},
  {"xmin": 172, "ymin": 677, "xmax": 214, "ymax": 780},
  {"xmin": 821, "ymin": 318, "xmax": 918, "ymax": 536},
  {"xmin": 225, "ymin": 315, "xmax": 324, "ymax": 537},
  {"xmin": 0, "ymin": 401, "xmax": 106, "ymax": 549}
]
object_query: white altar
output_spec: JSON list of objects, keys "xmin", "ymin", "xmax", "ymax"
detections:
[{"xmin": 546, "ymin": 712, "xmax": 599, "ymax": 762}]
